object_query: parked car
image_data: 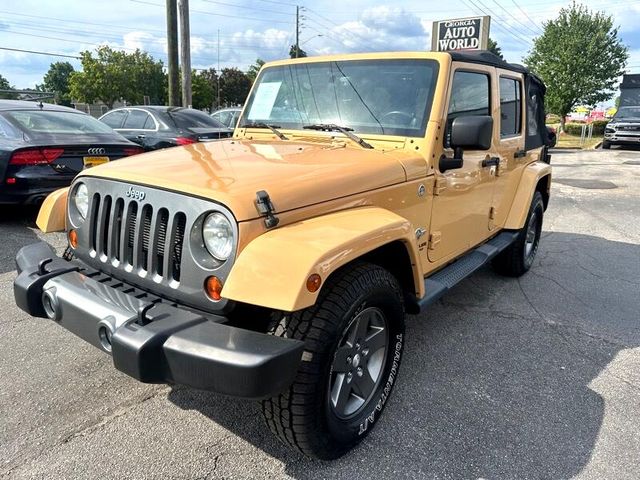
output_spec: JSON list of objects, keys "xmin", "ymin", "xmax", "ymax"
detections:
[
  {"xmin": 211, "ymin": 107, "xmax": 242, "ymax": 129},
  {"xmin": 16, "ymin": 51, "xmax": 551, "ymax": 459},
  {"xmin": 99, "ymin": 106, "xmax": 233, "ymax": 151},
  {"xmin": 546, "ymin": 126, "xmax": 557, "ymax": 147},
  {"xmin": 0, "ymin": 100, "xmax": 142, "ymax": 205},
  {"xmin": 603, "ymin": 106, "xmax": 640, "ymax": 149}
]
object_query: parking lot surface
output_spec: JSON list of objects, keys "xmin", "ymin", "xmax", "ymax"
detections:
[{"xmin": 1, "ymin": 149, "xmax": 639, "ymax": 479}]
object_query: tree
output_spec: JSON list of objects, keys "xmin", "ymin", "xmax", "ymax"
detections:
[
  {"xmin": 191, "ymin": 70, "xmax": 215, "ymax": 110},
  {"xmin": 0, "ymin": 74, "xmax": 17, "ymax": 99},
  {"xmin": 487, "ymin": 38, "xmax": 504, "ymax": 60},
  {"xmin": 289, "ymin": 45, "xmax": 307, "ymax": 59},
  {"xmin": 247, "ymin": 58, "xmax": 265, "ymax": 82},
  {"xmin": 525, "ymin": 2, "xmax": 628, "ymax": 131},
  {"xmin": 198, "ymin": 67, "xmax": 219, "ymax": 108},
  {"xmin": 41, "ymin": 62, "xmax": 75, "ymax": 106},
  {"xmin": 69, "ymin": 46, "xmax": 166, "ymax": 108},
  {"xmin": 219, "ymin": 68, "xmax": 251, "ymax": 106}
]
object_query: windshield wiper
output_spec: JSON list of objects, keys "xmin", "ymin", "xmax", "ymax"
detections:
[
  {"xmin": 240, "ymin": 122, "xmax": 288, "ymax": 140},
  {"xmin": 303, "ymin": 123, "xmax": 373, "ymax": 149}
]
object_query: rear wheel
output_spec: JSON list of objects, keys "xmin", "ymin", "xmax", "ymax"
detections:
[
  {"xmin": 261, "ymin": 262, "xmax": 405, "ymax": 459},
  {"xmin": 492, "ymin": 191, "xmax": 544, "ymax": 277}
]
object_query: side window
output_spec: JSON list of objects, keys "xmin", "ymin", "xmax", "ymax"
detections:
[
  {"xmin": 101, "ymin": 110, "xmax": 127, "ymax": 128},
  {"xmin": 499, "ymin": 77, "xmax": 522, "ymax": 137},
  {"xmin": 122, "ymin": 110, "xmax": 149, "ymax": 129},
  {"xmin": 142, "ymin": 114, "xmax": 156, "ymax": 130},
  {"xmin": 446, "ymin": 71, "xmax": 490, "ymax": 146}
]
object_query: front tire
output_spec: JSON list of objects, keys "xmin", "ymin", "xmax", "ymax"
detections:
[
  {"xmin": 492, "ymin": 191, "xmax": 544, "ymax": 277},
  {"xmin": 261, "ymin": 262, "xmax": 405, "ymax": 459},
  {"xmin": 602, "ymin": 141, "xmax": 611, "ymax": 149}
]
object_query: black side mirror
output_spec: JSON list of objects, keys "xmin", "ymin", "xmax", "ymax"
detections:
[{"xmin": 440, "ymin": 115, "xmax": 494, "ymax": 173}]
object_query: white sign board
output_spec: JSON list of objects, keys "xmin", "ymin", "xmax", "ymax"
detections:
[{"xmin": 431, "ymin": 16, "xmax": 491, "ymax": 52}]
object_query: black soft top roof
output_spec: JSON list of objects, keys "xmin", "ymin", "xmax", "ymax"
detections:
[{"xmin": 449, "ymin": 50, "xmax": 528, "ymax": 74}]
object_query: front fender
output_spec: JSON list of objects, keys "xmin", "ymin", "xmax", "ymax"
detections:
[
  {"xmin": 223, "ymin": 207, "xmax": 423, "ymax": 312},
  {"xmin": 504, "ymin": 162, "xmax": 552, "ymax": 230},
  {"xmin": 36, "ymin": 188, "xmax": 68, "ymax": 233}
]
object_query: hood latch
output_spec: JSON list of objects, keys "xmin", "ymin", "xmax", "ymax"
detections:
[{"xmin": 255, "ymin": 190, "xmax": 280, "ymax": 229}]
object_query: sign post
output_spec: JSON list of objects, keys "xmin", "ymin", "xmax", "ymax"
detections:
[{"xmin": 431, "ymin": 16, "xmax": 491, "ymax": 52}]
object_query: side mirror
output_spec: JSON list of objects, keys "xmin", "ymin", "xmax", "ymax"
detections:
[{"xmin": 440, "ymin": 115, "xmax": 494, "ymax": 173}]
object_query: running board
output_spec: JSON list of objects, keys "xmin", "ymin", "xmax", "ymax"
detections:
[{"xmin": 414, "ymin": 231, "xmax": 519, "ymax": 313}]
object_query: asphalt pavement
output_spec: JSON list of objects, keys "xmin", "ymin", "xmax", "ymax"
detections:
[{"xmin": 1, "ymin": 148, "xmax": 639, "ymax": 479}]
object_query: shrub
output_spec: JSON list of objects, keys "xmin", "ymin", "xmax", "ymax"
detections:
[
  {"xmin": 546, "ymin": 114, "xmax": 561, "ymax": 124},
  {"xmin": 563, "ymin": 120, "xmax": 607, "ymax": 136}
]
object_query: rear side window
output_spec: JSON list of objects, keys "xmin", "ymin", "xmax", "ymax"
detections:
[
  {"xmin": 500, "ymin": 77, "xmax": 522, "ymax": 137},
  {"xmin": 446, "ymin": 71, "xmax": 490, "ymax": 146},
  {"xmin": 123, "ymin": 110, "xmax": 151, "ymax": 129},
  {"xmin": 101, "ymin": 110, "xmax": 127, "ymax": 128}
]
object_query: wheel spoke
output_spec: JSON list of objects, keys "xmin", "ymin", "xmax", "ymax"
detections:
[
  {"xmin": 331, "ymin": 374, "xmax": 353, "ymax": 413},
  {"xmin": 365, "ymin": 327, "xmax": 386, "ymax": 353},
  {"xmin": 332, "ymin": 345, "xmax": 352, "ymax": 373},
  {"xmin": 354, "ymin": 368, "xmax": 376, "ymax": 398},
  {"xmin": 354, "ymin": 313, "xmax": 370, "ymax": 342}
]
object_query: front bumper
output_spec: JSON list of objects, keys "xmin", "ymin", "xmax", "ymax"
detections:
[
  {"xmin": 604, "ymin": 131, "xmax": 640, "ymax": 144},
  {"xmin": 14, "ymin": 242, "xmax": 304, "ymax": 399}
]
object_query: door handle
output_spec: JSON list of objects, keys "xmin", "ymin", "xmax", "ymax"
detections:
[
  {"xmin": 514, "ymin": 149, "xmax": 527, "ymax": 158},
  {"xmin": 136, "ymin": 134, "xmax": 146, "ymax": 139},
  {"xmin": 482, "ymin": 157, "xmax": 500, "ymax": 167}
]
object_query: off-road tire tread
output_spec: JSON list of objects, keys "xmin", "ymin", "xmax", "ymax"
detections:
[
  {"xmin": 261, "ymin": 262, "xmax": 403, "ymax": 459},
  {"xmin": 492, "ymin": 191, "xmax": 544, "ymax": 277}
]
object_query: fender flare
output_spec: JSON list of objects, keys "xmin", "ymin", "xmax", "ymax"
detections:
[
  {"xmin": 504, "ymin": 162, "xmax": 552, "ymax": 230},
  {"xmin": 222, "ymin": 207, "xmax": 424, "ymax": 312},
  {"xmin": 36, "ymin": 188, "xmax": 69, "ymax": 233}
]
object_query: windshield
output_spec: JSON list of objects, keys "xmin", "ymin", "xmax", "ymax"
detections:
[
  {"xmin": 5, "ymin": 110, "xmax": 116, "ymax": 135},
  {"xmin": 614, "ymin": 106, "xmax": 640, "ymax": 119},
  {"xmin": 167, "ymin": 109, "xmax": 227, "ymax": 129},
  {"xmin": 240, "ymin": 59, "xmax": 439, "ymax": 137}
]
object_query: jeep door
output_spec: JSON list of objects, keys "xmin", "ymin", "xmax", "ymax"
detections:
[
  {"xmin": 427, "ymin": 64, "xmax": 499, "ymax": 264},
  {"xmin": 489, "ymin": 70, "xmax": 529, "ymax": 229}
]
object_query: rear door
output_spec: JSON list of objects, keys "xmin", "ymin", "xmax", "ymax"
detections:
[
  {"xmin": 117, "ymin": 109, "xmax": 157, "ymax": 149},
  {"xmin": 428, "ymin": 65, "xmax": 499, "ymax": 263},
  {"xmin": 489, "ymin": 70, "xmax": 527, "ymax": 230}
]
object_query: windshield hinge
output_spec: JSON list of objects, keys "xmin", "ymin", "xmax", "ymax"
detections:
[{"xmin": 255, "ymin": 190, "xmax": 280, "ymax": 229}]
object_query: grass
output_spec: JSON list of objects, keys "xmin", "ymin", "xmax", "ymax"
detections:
[{"xmin": 556, "ymin": 132, "xmax": 603, "ymax": 149}]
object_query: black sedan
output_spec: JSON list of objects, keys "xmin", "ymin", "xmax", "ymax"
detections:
[
  {"xmin": 0, "ymin": 100, "xmax": 143, "ymax": 205},
  {"xmin": 99, "ymin": 106, "xmax": 233, "ymax": 151}
]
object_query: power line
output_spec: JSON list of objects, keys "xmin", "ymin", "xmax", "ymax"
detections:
[
  {"xmin": 511, "ymin": 0, "xmax": 545, "ymax": 33},
  {"xmin": 489, "ymin": 0, "xmax": 542, "ymax": 36},
  {"xmin": 0, "ymin": 46, "xmax": 80, "ymax": 59},
  {"xmin": 199, "ymin": 0, "xmax": 295, "ymax": 16}
]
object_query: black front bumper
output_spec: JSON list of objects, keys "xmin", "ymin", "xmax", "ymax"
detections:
[{"xmin": 14, "ymin": 242, "xmax": 304, "ymax": 399}]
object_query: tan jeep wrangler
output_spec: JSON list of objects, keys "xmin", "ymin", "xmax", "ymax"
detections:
[{"xmin": 14, "ymin": 51, "xmax": 551, "ymax": 459}]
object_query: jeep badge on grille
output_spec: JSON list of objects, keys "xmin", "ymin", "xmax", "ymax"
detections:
[{"xmin": 125, "ymin": 186, "xmax": 146, "ymax": 201}]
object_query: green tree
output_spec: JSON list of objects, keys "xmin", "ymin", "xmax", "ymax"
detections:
[
  {"xmin": 487, "ymin": 38, "xmax": 504, "ymax": 60},
  {"xmin": 198, "ymin": 67, "xmax": 219, "ymax": 108},
  {"xmin": 289, "ymin": 45, "xmax": 307, "ymax": 59},
  {"xmin": 41, "ymin": 62, "xmax": 75, "ymax": 106},
  {"xmin": 247, "ymin": 58, "xmax": 265, "ymax": 82},
  {"xmin": 219, "ymin": 68, "xmax": 251, "ymax": 106},
  {"xmin": 0, "ymin": 74, "xmax": 17, "ymax": 99},
  {"xmin": 192, "ymin": 70, "xmax": 215, "ymax": 110},
  {"xmin": 525, "ymin": 2, "xmax": 628, "ymax": 131},
  {"xmin": 69, "ymin": 46, "xmax": 166, "ymax": 108}
]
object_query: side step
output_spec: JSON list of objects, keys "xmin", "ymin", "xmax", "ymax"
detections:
[{"xmin": 415, "ymin": 231, "xmax": 519, "ymax": 312}]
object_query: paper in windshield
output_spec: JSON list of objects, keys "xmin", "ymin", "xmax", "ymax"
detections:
[{"xmin": 248, "ymin": 82, "xmax": 281, "ymax": 120}]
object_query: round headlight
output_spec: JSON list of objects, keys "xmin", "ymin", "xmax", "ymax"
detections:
[
  {"xmin": 73, "ymin": 183, "xmax": 89, "ymax": 220},
  {"xmin": 202, "ymin": 212, "xmax": 233, "ymax": 261}
]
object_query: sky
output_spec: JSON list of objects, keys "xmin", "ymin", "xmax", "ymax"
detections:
[{"xmin": 2, "ymin": 0, "xmax": 640, "ymax": 96}]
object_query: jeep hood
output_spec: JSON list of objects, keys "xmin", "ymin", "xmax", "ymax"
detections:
[{"xmin": 79, "ymin": 139, "xmax": 422, "ymax": 221}]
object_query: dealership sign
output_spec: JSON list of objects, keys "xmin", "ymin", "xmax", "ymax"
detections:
[{"xmin": 431, "ymin": 16, "xmax": 491, "ymax": 51}]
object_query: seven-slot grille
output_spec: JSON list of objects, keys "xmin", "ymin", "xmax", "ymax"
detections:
[{"xmin": 89, "ymin": 193, "xmax": 187, "ymax": 282}]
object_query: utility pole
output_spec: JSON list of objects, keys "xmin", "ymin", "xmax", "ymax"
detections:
[
  {"xmin": 178, "ymin": 0, "xmax": 192, "ymax": 108},
  {"xmin": 295, "ymin": 6, "xmax": 300, "ymax": 58},
  {"xmin": 166, "ymin": 0, "xmax": 180, "ymax": 106}
]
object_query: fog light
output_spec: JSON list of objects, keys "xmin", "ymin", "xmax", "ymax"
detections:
[
  {"xmin": 42, "ymin": 289, "xmax": 59, "ymax": 320},
  {"xmin": 205, "ymin": 276, "xmax": 223, "ymax": 301},
  {"xmin": 68, "ymin": 229, "xmax": 78, "ymax": 249}
]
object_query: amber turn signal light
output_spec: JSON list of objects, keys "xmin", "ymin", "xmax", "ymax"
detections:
[
  {"xmin": 205, "ymin": 276, "xmax": 223, "ymax": 301},
  {"xmin": 68, "ymin": 229, "xmax": 78, "ymax": 249},
  {"xmin": 306, "ymin": 273, "xmax": 322, "ymax": 293}
]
